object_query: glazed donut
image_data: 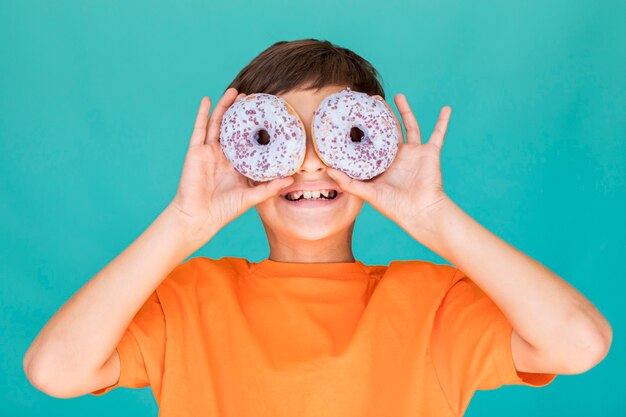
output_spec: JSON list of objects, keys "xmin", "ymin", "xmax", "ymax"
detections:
[
  {"xmin": 311, "ymin": 87, "xmax": 399, "ymax": 180},
  {"xmin": 219, "ymin": 93, "xmax": 307, "ymax": 182}
]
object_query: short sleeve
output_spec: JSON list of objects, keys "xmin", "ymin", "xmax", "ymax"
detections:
[
  {"xmin": 90, "ymin": 290, "xmax": 166, "ymax": 396},
  {"xmin": 429, "ymin": 269, "xmax": 556, "ymax": 414}
]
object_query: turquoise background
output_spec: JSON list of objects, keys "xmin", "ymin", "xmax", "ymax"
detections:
[{"xmin": 1, "ymin": 0, "xmax": 624, "ymax": 415}]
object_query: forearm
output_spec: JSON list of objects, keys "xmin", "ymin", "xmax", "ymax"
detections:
[
  {"xmin": 23, "ymin": 204, "xmax": 217, "ymax": 384},
  {"xmin": 405, "ymin": 196, "xmax": 612, "ymax": 366}
]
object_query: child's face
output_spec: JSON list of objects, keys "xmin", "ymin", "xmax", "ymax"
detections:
[{"xmin": 254, "ymin": 84, "xmax": 365, "ymax": 243}]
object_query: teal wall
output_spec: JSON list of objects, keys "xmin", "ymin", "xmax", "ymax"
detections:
[{"xmin": 2, "ymin": 1, "xmax": 624, "ymax": 416}]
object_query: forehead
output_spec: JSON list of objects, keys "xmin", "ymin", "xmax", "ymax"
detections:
[{"xmin": 277, "ymin": 84, "xmax": 349, "ymax": 115}]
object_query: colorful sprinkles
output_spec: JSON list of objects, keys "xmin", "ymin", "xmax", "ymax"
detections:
[
  {"xmin": 220, "ymin": 88, "xmax": 399, "ymax": 182},
  {"xmin": 219, "ymin": 94, "xmax": 307, "ymax": 182},
  {"xmin": 312, "ymin": 87, "xmax": 399, "ymax": 180}
]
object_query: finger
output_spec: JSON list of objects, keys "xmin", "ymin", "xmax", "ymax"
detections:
[
  {"xmin": 428, "ymin": 106, "xmax": 452, "ymax": 150},
  {"xmin": 326, "ymin": 167, "xmax": 376, "ymax": 202},
  {"xmin": 374, "ymin": 95, "xmax": 405, "ymax": 145},
  {"xmin": 243, "ymin": 176, "xmax": 295, "ymax": 207},
  {"xmin": 394, "ymin": 94, "xmax": 422, "ymax": 145},
  {"xmin": 189, "ymin": 96, "xmax": 212, "ymax": 146},
  {"xmin": 205, "ymin": 87, "xmax": 239, "ymax": 145}
]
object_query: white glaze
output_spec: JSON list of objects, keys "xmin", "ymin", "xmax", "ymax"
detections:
[
  {"xmin": 220, "ymin": 94, "xmax": 306, "ymax": 182},
  {"xmin": 312, "ymin": 87, "xmax": 399, "ymax": 180}
]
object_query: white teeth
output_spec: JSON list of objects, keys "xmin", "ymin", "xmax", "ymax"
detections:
[{"xmin": 285, "ymin": 189, "xmax": 337, "ymax": 201}]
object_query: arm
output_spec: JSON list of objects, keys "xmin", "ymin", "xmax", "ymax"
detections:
[
  {"xmin": 405, "ymin": 196, "xmax": 612, "ymax": 375},
  {"xmin": 23, "ymin": 89, "xmax": 294, "ymax": 398},
  {"xmin": 326, "ymin": 94, "xmax": 612, "ymax": 376},
  {"xmin": 23, "ymin": 205, "xmax": 212, "ymax": 398}
]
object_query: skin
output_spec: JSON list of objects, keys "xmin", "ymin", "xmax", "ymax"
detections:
[
  {"xmin": 254, "ymin": 84, "xmax": 366, "ymax": 263},
  {"xmin": 23, "ymin": 86, "xmax": 612, "ymax": 399},
  {"xmin": 238, "ymin": 84, "xmax": 613, "ymax": 375}
]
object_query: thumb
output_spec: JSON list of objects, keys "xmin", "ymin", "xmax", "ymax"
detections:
[
  {"xmin": 243, "ymin": 176, "xmax": 295, "ymax": 207},
  {"xmin": 326, "ymin": 168, "xmax": 375, "ymax": 201}
]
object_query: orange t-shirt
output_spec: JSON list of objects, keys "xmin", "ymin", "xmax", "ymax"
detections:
[{"xmin": 90, "ymin": 256, "xmax": 556, "ymax": 416}]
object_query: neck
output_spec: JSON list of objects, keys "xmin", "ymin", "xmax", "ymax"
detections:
[{"xmin": 265, "ymin": 223, "xmax": 356, "ymax": 263}]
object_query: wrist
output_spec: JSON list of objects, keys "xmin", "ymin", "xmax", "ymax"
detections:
[
  {"xmin": 401, "ymin": 194, "xmax": 459, "ymax": 251},
  {"xmin": 161, "ymin": 204, "xmax": 222, "ymax": 251}
]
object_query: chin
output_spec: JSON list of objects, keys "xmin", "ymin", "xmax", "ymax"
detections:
[
  {"xmin": 270, "ymin": 221, "xmax": 350, "ymax": 242},
  {"xmin": 256, "ymin": 194, "xmax": 364, "ymax": 242}
]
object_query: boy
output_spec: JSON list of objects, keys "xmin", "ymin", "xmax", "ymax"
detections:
[{"xmin": 23, "ymin": 39, "xmax": 612, "ymax": 416}]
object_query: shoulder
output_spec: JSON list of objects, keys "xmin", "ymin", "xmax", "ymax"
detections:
[
  {"xmin": 159, "ymin": 256, "xmax": 253, "ymax": 290},
  {"xmin": 151, "ymin": 256, "xmax": 254, "ymax": 313},
  {"xmin": 362, "ymin": 259, "xmax": 462, "ymax": 304},
  {"xmin": 385, "ymin": 258, "xmax": 458, "ymax": 285}
]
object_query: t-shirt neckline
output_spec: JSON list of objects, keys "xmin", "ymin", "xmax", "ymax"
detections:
[{"xmin": 251, "ymin": 258, "xmax": 369, "ymax": 279}]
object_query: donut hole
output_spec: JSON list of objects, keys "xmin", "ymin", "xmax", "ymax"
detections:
[
  {"xmin": 254, "ymin": 129, "xmax": 271, "ymax": 145},
  {"xmin": 350, "ymin": 126, "xmax": 365, "ymax": 143}
]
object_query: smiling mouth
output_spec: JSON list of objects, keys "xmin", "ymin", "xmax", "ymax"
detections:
[{"xmin": 281, "ymin": 189, "xmax": 340, "ymax": 201}]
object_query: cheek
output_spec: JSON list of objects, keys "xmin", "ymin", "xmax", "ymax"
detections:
[
  {"xmin": 254, "ymin": 198, "xmax": 274, "ymax": 219},
  {"xmin": 341, "ymin": 194, "xmax": 364, "ymax": 211}
]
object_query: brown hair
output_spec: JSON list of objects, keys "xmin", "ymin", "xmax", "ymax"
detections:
[{"xmin": 225, "ymin": 39, "xmax": 386, "ymax": 99}]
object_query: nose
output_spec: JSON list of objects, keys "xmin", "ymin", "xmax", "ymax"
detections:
[{"xmin": 296, "ymin": 132, "xmax": 326, "ymax": 174}]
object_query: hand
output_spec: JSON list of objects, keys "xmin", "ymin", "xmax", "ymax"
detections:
[
  {"xmin": 326, "ymin": 94, "xmax": 453, "ymax": 232},
  {"xmin": 169, "ymin": 88, "xmax": 295, "ymax": 242}
]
